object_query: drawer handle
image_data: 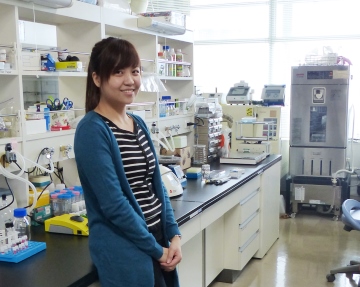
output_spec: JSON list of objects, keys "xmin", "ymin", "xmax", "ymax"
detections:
[
  {"xmin": 239, "ymin": 230, "xmax": 259, "ymax": 253},
  {"xmin": 240, "ymin": 188, "xmax": 259, "ymax": 206},
  {"xmin": 239, "ymin": 209, "xmax": 259, "ymax": 230}
]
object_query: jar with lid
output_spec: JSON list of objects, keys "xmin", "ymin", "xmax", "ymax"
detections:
[
  {"xmin": 13, "ymin": 208, "xmax": 31, "ymax": 240},
  {"xmin": 57, "ymin": 193, "xmax": 72, "ymax": 214},
  {"xmin": 50, "ymin": 193, "xmax": 60, "ymax": 216}
]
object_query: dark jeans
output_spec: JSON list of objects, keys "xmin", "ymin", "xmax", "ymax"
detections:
[{"xmin": 150, "ymin": 223, "xmax": 175, "ymax": 287}]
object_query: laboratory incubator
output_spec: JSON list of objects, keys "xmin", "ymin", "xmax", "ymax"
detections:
[{"xmin": 288, "ymin": 65, "xmax": 351, "ymax": 219}]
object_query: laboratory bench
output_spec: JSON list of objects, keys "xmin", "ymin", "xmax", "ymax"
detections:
[{"xmin": 0, "ymin": 154, "xmax": 281, "ymax": 287}]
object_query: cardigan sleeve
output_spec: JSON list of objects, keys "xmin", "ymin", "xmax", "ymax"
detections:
[{"xmin": 74, "ymin": 116, "xmax": 163, "ymax": 260}]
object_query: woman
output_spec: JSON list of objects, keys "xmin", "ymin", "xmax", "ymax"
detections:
[{"xmin": 74, "ymin": 37, "xmax": 182, "ymax": 287}]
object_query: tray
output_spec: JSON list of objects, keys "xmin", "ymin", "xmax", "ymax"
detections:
[{"xmin": 0, "ymin": 241, "xmax": 46, "ymax": 263}]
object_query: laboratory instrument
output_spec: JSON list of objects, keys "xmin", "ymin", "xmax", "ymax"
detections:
[
  {"xmin": 193, "ymin": 96, "xmax": 223, "ymax": 163},
  {"xmin": 226, "ymin": 80, "xmax": 252, "ymax": 104},
  {"xmin": 261, "ymin": 84, "xmax": 286, "ymax": 106},
  {"xmin": 221, "ymin": 102, "xmax": 282, "ymax": 155},
  {"xmin": 159, "ymin": 165, "xmax": 183, "ymax": 197},
  {"xmin": 288, "ymin": 65, "xmax": 351, "ymax": 218},
  {"xmin": 45, "ymin": 214, "xmax": 89, "ymax": 236},
  {"xmin": 220, "ymin": 117, "xmax": 274, "ymax": 165},
  {"xmin": 168, "ymin": 164, "xmax": 187, "ymax": 188}
]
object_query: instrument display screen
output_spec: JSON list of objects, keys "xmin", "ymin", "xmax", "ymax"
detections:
[
  {"xmin": 229, "ymin": 87, "xmax": 248, "ymax": 95},
  {"xmin": 307, "ymin": 71, "xmax": 333, "ymax": 80},
  {"xmin": 265, "ymin": 89, "xmax": 281, "ymax": 98}
]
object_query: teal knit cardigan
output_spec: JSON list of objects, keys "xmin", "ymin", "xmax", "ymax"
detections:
[{"xmin": 74, "ymin": 111, "xmax": 180, "ymax": 287}]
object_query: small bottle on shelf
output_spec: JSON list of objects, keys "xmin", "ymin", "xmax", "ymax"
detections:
[
  {"xmin": 175, "ymin": 49, "xmax": 184, "ymax": 77},
  {"xmin": 157, "ymin": 51, "xmax": 166, "ymax": 76},
  {"xmin": 170, "ymin": 48, "xmax": 177, "ymax": 77},
  {"xmin": 162, "ymin": 45, "xmax": 173, "ymax": 77}
]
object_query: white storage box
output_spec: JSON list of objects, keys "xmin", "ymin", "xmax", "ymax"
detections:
[
  {"xmin": 26, "ymin": 119, "xmax": 47, "ymax": 135},
  {"xmin": 22, "ymin": 52, "xmax": 41, "ymax": 71},
  {"xmin": 19, "ymin": 21, "xmax": 57, "ymax": 47},
  {"xmin": 173, "ymin": 136, "xmax": 187, "ymax": 148},
  {"xmin": 127, "ymin": 110, "xmax": 145, "ymax": 120},
  {"xmin": 97, "ymin": 0, "xmax": 131, "ymax": 13},
  {"xmin": 139, "ymin": 11, "xmax": 186, "ymax": 27}
]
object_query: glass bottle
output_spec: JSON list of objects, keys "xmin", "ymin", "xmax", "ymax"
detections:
[
  {"xmin": 13, "ymin": 208, "xmax": 31, "ymax": 240},
  {"xmin": 1, "ymin": 194, "xmax": 14, "ymax": 227}
]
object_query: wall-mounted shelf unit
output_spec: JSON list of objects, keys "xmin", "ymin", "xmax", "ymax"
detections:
[{"xmin": 0, "ymin": 0, "xmax": 194, "ymax": 207}]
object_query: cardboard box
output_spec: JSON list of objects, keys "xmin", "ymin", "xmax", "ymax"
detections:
[{"xmin": 160, "ymin": 146, "xmax": 191, "ymax": 170}]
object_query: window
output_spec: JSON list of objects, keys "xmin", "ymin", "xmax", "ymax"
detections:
[
  {"xmin": 148, "ymin": 0, "xmax": 360, "ymax": 138},
  {"xmin": 190, "ymin": 0, "xmax": 360, "ymax": 139}
]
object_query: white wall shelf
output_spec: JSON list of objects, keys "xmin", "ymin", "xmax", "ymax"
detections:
[
  {"xmin": 0, "ymin": 70, "xmax": 18, "ymax": 75},
  {"xmin": 22, "ymin": 71, "xmax": 87, "ymax": 77},
  {"xmin": 24, "ymin": 128, "xmax": 75, "ymax": 141},
  {"xmin": 0, "ymin": 0, "xmax": 195, "ymax": 206}
]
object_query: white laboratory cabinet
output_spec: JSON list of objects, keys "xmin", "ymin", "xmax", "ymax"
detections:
[
  {"xmin": 0, "ymin": 0, "xmax": 194, "ymax": 206},
  {"xmin": 178, "ymin": 161, "xmax": 280, "ymax": 287}
]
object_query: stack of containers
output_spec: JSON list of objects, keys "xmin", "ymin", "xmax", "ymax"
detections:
[{"xmin": 49, "ymin": 186, "xmax": 85, "ymax": 216}]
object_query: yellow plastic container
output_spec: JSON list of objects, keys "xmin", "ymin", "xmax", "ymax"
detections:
[{"xmin": 29, "ymin": 188, "xmax": 50, "ymax": 208}]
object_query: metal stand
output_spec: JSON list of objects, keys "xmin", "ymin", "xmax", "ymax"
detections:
[{"xmin": 285, "ymin": 175, "xmax": 350, "ymax": 219}]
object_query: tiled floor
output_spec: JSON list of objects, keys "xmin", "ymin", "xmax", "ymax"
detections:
[
  {"xmin": 89, "ymin": 206, "xmax": 360, "ymax": 287},
  {"xmin": 210, "ymin": 208, "xmax": 360, "ymax": 287}
]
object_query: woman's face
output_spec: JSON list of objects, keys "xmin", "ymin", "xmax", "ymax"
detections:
[{"xmin": 93, "ymin": 66, "xmax": 141, "ymax": 107}]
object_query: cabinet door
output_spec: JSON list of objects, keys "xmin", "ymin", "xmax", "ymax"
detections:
[
  {"xmin": 254, "ymin": 161, "xmax": 281, "ymax": 258},
  {"xmin": 178, "ymin": 231, "xmax": 203, "ymax": 287},
  {"xmin": 205, "ymin": 216, "xmax": 224, "ymax": 286}
]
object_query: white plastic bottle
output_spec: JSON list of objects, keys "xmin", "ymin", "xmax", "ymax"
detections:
[
  {"xmin": 157, "ymin": 51, "xmax": 166, "ymax": 76},
  {"xmin": 170, "ymin": 48, "xmax": 176, "ymax": 77},
  {"xmin": 175, "ymin": 49, "xmax": 184, "ymax": 77},
  {"xmin": 162, "ymin": 45, "xmax": 172, "ymax": 77}
]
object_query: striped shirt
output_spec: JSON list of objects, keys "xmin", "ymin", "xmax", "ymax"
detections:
[{"xmin": 101, "ymin": 115, "xmax": 162, "ymax": 229}]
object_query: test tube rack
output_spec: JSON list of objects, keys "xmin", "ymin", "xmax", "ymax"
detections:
[{"xmin": 0, "ymin": 241, "xmax": 46, "ymax": 263}]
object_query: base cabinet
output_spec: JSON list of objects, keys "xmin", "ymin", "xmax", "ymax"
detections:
[
  {"xmin": 205, "ymin": 216, "xmax": 224, "ymax": 286},
  {"xmin": 178, "ymin": 159, "xmax": 281, "ymax": 287},
  {"xmin": 178, "ymin": 231, "xmax": 203, "ymax": 287},
  {"xmin": 254, "ymin": 161, "xmax": 281, "ymax": 258}
]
